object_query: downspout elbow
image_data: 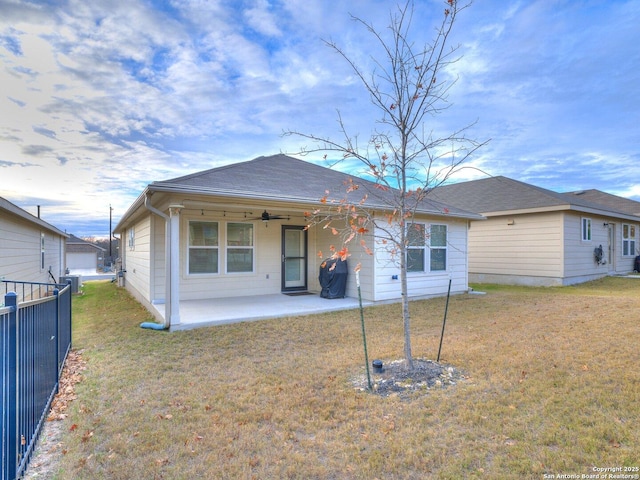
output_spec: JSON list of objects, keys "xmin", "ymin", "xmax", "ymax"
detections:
[{"xmin": 140, "ymin": 321, "xmax": 167, "ymax": 330}]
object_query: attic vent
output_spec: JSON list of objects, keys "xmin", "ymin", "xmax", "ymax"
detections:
[{"xmin": 573, "ymin": 191, "xmax": 585, "ymax": 195}]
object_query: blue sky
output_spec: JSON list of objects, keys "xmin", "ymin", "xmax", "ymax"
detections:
[{"xmin": 1, "ymin": 0, "xmax": 639, "ymax": 238}]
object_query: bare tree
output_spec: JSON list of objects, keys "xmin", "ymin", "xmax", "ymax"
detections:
[{"xmin": 285, "ymin": 0, "xmax": 487, "ymax": 370}]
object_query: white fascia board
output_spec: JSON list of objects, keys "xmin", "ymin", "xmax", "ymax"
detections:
[
  {"xmin": 482, "ymin": 204, "xmax": 640, "ymax": 222},
  {"xmin": 149, "ymin": 183, "xmax": 484, "ymax": 221}
]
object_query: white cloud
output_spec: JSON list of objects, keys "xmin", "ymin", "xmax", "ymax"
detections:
[
  {"xmin": 243, "ymin": 0, "xmax": 282, "ymax": 38},
  {"xmin": 1, "ymin": 0, "xmax": 640, "ymax": 236}
]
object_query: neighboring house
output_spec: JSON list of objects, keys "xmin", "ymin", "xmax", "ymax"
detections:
[
  {"xmin": 0, "ymin": 196, "xmax": 68, "ymax": 285},
  {"xmin": 564, "ymin": 189, "xmax": 640, "ymax": 216},
  {"xmin": 430, "ymin": 176, "xmax": 640, "ymax": 286},
  {"xmin": 66, "ymin": 234, "xmax": 105, "ymax": 271},
  {"xmin": 114, "ymin": 154, "xmax": 483, "ymax": 329}
]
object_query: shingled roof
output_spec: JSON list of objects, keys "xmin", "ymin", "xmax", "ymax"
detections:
[
  {"xmin": 429, "ymin": 176, "xmax": 640, "ymax": 221},
  {"xmin": 564, "ymin": 189, "xmax": 640, "ymax": 216},
  {"xmin": 66, "ymin": 234, "xmax": 105, "ymax": 252},
  {"xmin": 0, "ymin": 195, "xmax": 68, "ymax": 237},
  {"xmin": 148, "ymin": 154, "xmax": 482, "ymax": 220}
]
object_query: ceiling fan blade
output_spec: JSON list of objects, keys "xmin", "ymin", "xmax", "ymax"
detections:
[{"xmin": 252, "ymin": 210, "xmax": 290, "ymax": 221}]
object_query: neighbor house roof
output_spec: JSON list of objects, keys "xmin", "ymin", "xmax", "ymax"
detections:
[
  {"xmin": 429, "ymin": 176, "xmax": 640, "ymax": 222},
  {"xmin": 0, "ymin": 195, "xmax": 68, "ymax": 237},
  {"xmin": 66, "ymin": 234, "xmax": 105, "ymax": 253},
  {"xmin": 564, "ymin": 189, "xmax": 640, "ymax": 216},
  {"xmin": 116, "ymin": 154, "xmax": 483, "ymax": 230}
]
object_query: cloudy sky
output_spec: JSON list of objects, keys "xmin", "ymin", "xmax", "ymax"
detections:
[{"xmin": 1, "ymin": 0, "xmax": 639, "ymax": 238}]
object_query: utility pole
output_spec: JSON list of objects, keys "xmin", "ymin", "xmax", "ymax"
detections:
[{"xmin": 109, "ymin": 204, "xmax": 113, "ymax": 265}]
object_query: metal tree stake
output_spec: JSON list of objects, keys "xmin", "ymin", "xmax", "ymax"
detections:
[
  {"xmin": 437, "ymin": 277, "xmax": 452, "ymax": 363},
  {"xmin": 356, "ymin": 269, "xmax": 372, "ymax": 390}
]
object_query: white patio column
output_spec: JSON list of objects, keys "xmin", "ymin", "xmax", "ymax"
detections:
[{"xmin": 168, "ymin": 204, "xmax": 183, "ymax": 326}]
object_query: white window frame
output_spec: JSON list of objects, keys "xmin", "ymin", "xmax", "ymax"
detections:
[
  {"xmin": 406, "ymin": 223, "xmax": 448, "ymax": 273},
  {"xmin": 40, "ymin": 232, "xmax": 45, "ymax": 270},
  {"xmin": 581, "ymin": 218, "xmax": 592, "ymax": 242},
  {"xmin": 128, "ymin": 227, "xmax": 135, "ymax": 250},
  {"xmin": 188, "ymin": 220, "xmax": 219, "ymax": 275},
  {"xmin": 429, "ymin": 224, "xmax": 447, "ymax": 272},
  {"xmin": 622, "ymin": 223, "xmax": 637, "ymax": 257},
  {"xmin": 406, "ymin": 223, "xmax": 426, "ymax": 273},
  {"xmin": 225, "ymin": 222, "xmax": 255, "ymax": 274}
]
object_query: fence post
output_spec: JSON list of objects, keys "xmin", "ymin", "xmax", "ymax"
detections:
[
  {"xmin": 54, "ymin": 288, "xmax": 60, "ymax": 395},
  {"xmin": 3, "ymin": 291, "xmax": 18, "ymax": 480}
]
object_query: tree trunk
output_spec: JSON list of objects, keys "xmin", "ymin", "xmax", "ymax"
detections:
[
  {"xmin": 399, "ymin": 221, "xmax": 414, "ymax": 371},
  {"xmin": 401, "ymin": 271, "xmax": 413, "ymax": 370}
]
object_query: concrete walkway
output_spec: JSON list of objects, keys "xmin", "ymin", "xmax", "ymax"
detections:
[{"xmin": 67, "ymin": 268, "xmax": 116, "ymax": 281}]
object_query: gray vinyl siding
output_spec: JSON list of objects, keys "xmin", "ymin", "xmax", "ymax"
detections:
[
  {"xmin": 468, "ymin": 212, "xmax": 564, "ymax": 279},
  {"xmin": 151, "ymin": 214, "xmax": 166, "ymax": 303},
  {"xmin": 1, "ymin": 213, "xmax": 66, "ymax": 284},
  {"xmin": 1, "ymin": 217, "xmax": 40, "ymax": 281},
  {"xmin": 314, "ymin": 222, "xmax": 374, "ymax": 301},
  {"xmin": 564, "ymin": 213, "xmax": 639, "ymax": 281},
  {"xmin": 118, "ymin": 198, "xmax": 473, "ymax": 305},
  {"xmin": 372, "ymin": 217, "xmax": 469, "ymax": 302},
  {"xmin": 467, "ymin": 212, "xmax": 638, "ymax": 286},
  {"xmin": 563, "ymin": 212, "xmax": 605, "ymax": 279},
  {"xmin": 179, "ymin": 212, "xmax": 310, "ymax": 301},
  {"xmin": 123, "ymin": 216, "xmax": 152, "ymax": 301},
  {"xmin": 173, "ymin": 208, "xmax": 377, "ymax": 303}
]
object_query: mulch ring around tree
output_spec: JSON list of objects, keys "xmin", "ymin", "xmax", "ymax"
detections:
[{"xmin": 351, "ymin": 358, "xmax": 466, "ymax": 399}]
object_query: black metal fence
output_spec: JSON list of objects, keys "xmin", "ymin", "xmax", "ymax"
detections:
[
  {"xmin": 1, "ymin": 280, "xmax": 72, "ymax": 480},
  {"xmin": 1, "ymin": 280, "xmax": 64, "ymax": 304}
]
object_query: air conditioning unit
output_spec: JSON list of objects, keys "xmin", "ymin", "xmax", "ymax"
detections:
[{"xmin": 59, "ymin": 275, "xmax": 81, "ymax": 293}]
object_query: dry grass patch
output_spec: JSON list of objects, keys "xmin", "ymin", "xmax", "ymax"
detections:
[{"xmin": 50, "ymin": 278, "xmax": 640, "ymax": 479}]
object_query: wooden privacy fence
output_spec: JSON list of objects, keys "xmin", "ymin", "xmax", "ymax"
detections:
[{"xmin": 1, "ymin": 281, "xmax": 72, "ymax": 480}]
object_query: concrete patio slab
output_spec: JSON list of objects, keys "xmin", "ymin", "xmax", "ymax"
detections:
[{"xmin": 150, "ymin": 293, "xmax": 373, "ymax": 331}]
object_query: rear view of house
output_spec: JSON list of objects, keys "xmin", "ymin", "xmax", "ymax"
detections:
[
  {"xmin": 0, "ymin": 196, "xmax": 68, "ymax": 285},
  {"xmin": 114, "ymin": 154, "xmax": 482, "ymax": 329},
  {"xmin": 430, "ymin": 176, "xmax": 640, "ymax": 286}
]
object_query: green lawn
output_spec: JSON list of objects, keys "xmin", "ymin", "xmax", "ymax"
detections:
[{"xmin": 53, "ymin": 277, "xmax": 640, "ymax": 479}]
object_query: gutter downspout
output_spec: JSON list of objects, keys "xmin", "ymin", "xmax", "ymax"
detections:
[{"xmin": 142, "ymin": 193, "xmax": 171, "ymax": 329}]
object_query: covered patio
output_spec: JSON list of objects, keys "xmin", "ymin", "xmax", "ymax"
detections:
[{"xmin": 150, "ymin": 293, "xmax": 373, "ymax": 331}]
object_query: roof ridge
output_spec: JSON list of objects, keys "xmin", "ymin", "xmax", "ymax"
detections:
[
  {"xmin": 442, "ymin": 175, "xmax": 571, "ymax": 201},
  {"xmin": 157, "ymin": 154, "xmax": 311, "ymax": 184},
  {"xmin": 156, "ymin": 157, "xmax": 257, "ymax": 184},
  {"xmin": 502, "ymin": 176, "xmax": 572, "ymax": 202}
]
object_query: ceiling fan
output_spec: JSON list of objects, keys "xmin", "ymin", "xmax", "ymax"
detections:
[{"xmin": 255, "ymin": 210, "xmax": 290, "ymax": 223}]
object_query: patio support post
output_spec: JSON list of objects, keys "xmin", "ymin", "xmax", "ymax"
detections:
[
  {"xmin": 144, "ymin": 193, "xmax": 171, "ymax": 328},
  {"xmin": 168, "ymin": 204, "xmax": 183, "ymax": 326}
]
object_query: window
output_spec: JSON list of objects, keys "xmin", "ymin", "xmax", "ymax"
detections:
[
  {"xmin": 430, "ymin": 224, "xmax": 447, "ymax": 271},
  {"xmin": 622, "ymin": 224, "xmax": 637, "ymax": 256},
  {"xmin": 407, "ymin": 223, "xmax": 426, "ymax": 272},
  {"xmin": 189, "ymin": 221, "xmax": 219, "ymax": 274},
  {"xmin": 41, "ymin": 233, "xmax": 45, "ymax": 270},
  {"xmin": 581, "ymin": 218, "xmax": 592, "ymax": 241},
  {"xmin": 406, "ymin": 223, "xmax": 447, "ymax": 272},
  {"xmin": 128, "ymin": 227, "xmax": 135, "ymax": 250},
  {"xmin": 226, "ymin": 223, "xmax": 254, "ymax": 273}
]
